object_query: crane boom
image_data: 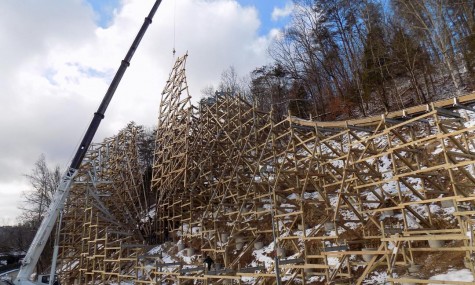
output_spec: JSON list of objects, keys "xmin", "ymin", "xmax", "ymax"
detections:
[{"xmin": 15, "ymin": 1, "xmax": 163, "ymax": 284}]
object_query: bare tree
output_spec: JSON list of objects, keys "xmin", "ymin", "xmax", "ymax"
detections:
[
  {"xmin": 270, "ymin": 0, "xmax": 372, "ymax": 118},
  {"xmin": 250, "ymin": 64, "xmax": 290, "ymax": 120},
  {"xmin": 270, "ymin": 0, "xmax": 328, "ymax": 116},
  {"xmin": 19, "ymin": 155, "xmax": 61, "ymax": 227},
  {"xmin": 219, "ymin": 66, "xmax": 240, "ymax": 93},
  {"xmin": 219, "ymin": 66, "xmax": 250, "ymax": 97},
  {"xmin": 200, "ymin": 85, "xmax": 215, "ymax": 99},
  {"xmin": 393, "ymin": 0, "xmax": 463, "ymax": 94},
  {"xmin": 0, "ymin": 225, "xmax": 35, "ymax": 254},
  {"xmin": 200, "ymin": 66, "xmax": 251, "ymax": 102}
]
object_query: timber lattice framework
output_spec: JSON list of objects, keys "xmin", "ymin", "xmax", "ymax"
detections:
[{"xmin": 57, "ymin": 55, "xmax": 475, "ymax": 284}]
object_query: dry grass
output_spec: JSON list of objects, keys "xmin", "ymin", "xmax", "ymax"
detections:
[
  {"xmin": 189, "ymin": 237, "xmax": 202, "ymax": 251},
  {"xmin": 338, "ymin": 227, "xmax": 363, "ymax": 242},
  {"xmin": 228, "ymin": 246, "xmax": 255, "ymax": 268},
  {"xmin": 281, "ymin": 239, "xmax": 297, "ymax": 256},
  {"xmin": 303, "ymin": 203, "xmax": 326, "ymax": 226},
  {"xmin": 305, "ymin": 240, "xmax": 321, "ymax": 255},
  {"xmin": 410, "ymin": 240, "xmax": 466, "ymax": 279},
  {"xmin": 430, "ymin": 216, "xmax": 457, "ymax": 230}
]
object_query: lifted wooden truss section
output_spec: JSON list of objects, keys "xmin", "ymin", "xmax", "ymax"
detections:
[
  {"xmin": 57, "ymin": 123, "xmax": 151, "ymax": 284},
  {"xmin": 56, "ymin": 56, "xmax": 475, "ymax": 284}
]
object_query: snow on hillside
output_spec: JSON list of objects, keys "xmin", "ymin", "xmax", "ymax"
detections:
[
  {"xmin": 429, "ymin": 269, "xmax": 474, "ymax": 284},
  {"xmin": 142, "ymin": 104, "xmax": 475, "ymax": 284}
]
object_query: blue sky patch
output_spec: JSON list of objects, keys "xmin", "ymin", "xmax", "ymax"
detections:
[
  {"xmin": 85, "ymin": 0, "xmax": 291, "ymax": 34},
  {"xmin": 86, "ymin": 0, "xmax": 120, "ymax": 28},
  {"xmin": 43, "ymin": 68, "xmax": 58, "ymax": 86},
  {"xmin": 237, "ymin": 0, "xmax": 291, "ymax": 35},
  {"xmin": 77, "ymin": 65, "xmax": 110, "ymax": 79}
]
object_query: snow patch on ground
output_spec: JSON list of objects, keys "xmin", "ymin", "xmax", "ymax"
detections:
[
  {"xmin": 429, "ymin": 269, "xmax": 474, "ymax": 284},
  {"xmin": 364, "ymin": 271, "xmax": 390, "ymax": 285},
  {"xmin": 252, "ymin": 242, "xmax": 275, "ymax": 268}
]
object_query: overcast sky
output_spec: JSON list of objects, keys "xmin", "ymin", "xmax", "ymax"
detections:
[{"xmin": 0, "ymin": 0, "xmax": 293, "ymax": 225}]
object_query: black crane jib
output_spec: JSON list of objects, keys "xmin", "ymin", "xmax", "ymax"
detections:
[{"xmin": 70, "ymin": 0, "xmax": 162, "ymax": 171}]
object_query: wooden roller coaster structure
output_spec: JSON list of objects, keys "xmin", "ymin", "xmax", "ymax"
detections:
[{"xmin": 56, "ymin": 55, "xmax": 475, "ymax": 285}]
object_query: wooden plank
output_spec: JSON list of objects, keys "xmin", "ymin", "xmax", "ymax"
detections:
[{"xmin": 381, "ymin": 234, "xmax": 468, "ymax": 242}]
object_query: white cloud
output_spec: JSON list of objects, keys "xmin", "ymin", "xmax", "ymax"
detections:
[
  {"xmin": 0, "ymin": 0, "xmax": 274, "ymax": 224},
  {"xmin": 271, "ymin": 1, "xmax": 294, "ymax": 21}
]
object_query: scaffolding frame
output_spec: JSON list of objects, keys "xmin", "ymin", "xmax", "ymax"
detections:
[{"xmin": 56, "ymin": 56, "xmax": 475, "ymax": 285}]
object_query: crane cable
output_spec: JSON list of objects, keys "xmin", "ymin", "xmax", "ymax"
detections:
[{"xmin": 172, "ymin": 0, "xmax": 176, "ymax": 58}]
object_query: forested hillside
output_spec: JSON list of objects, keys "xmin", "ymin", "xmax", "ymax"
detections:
[{"xmin": 248, "ymin": 0, "xmax": 475, "ymax": 120}]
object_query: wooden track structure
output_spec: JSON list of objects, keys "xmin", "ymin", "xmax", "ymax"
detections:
[{"xmin": 56, "ymin": 55, "xmax": 475, "ymax": 284}]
